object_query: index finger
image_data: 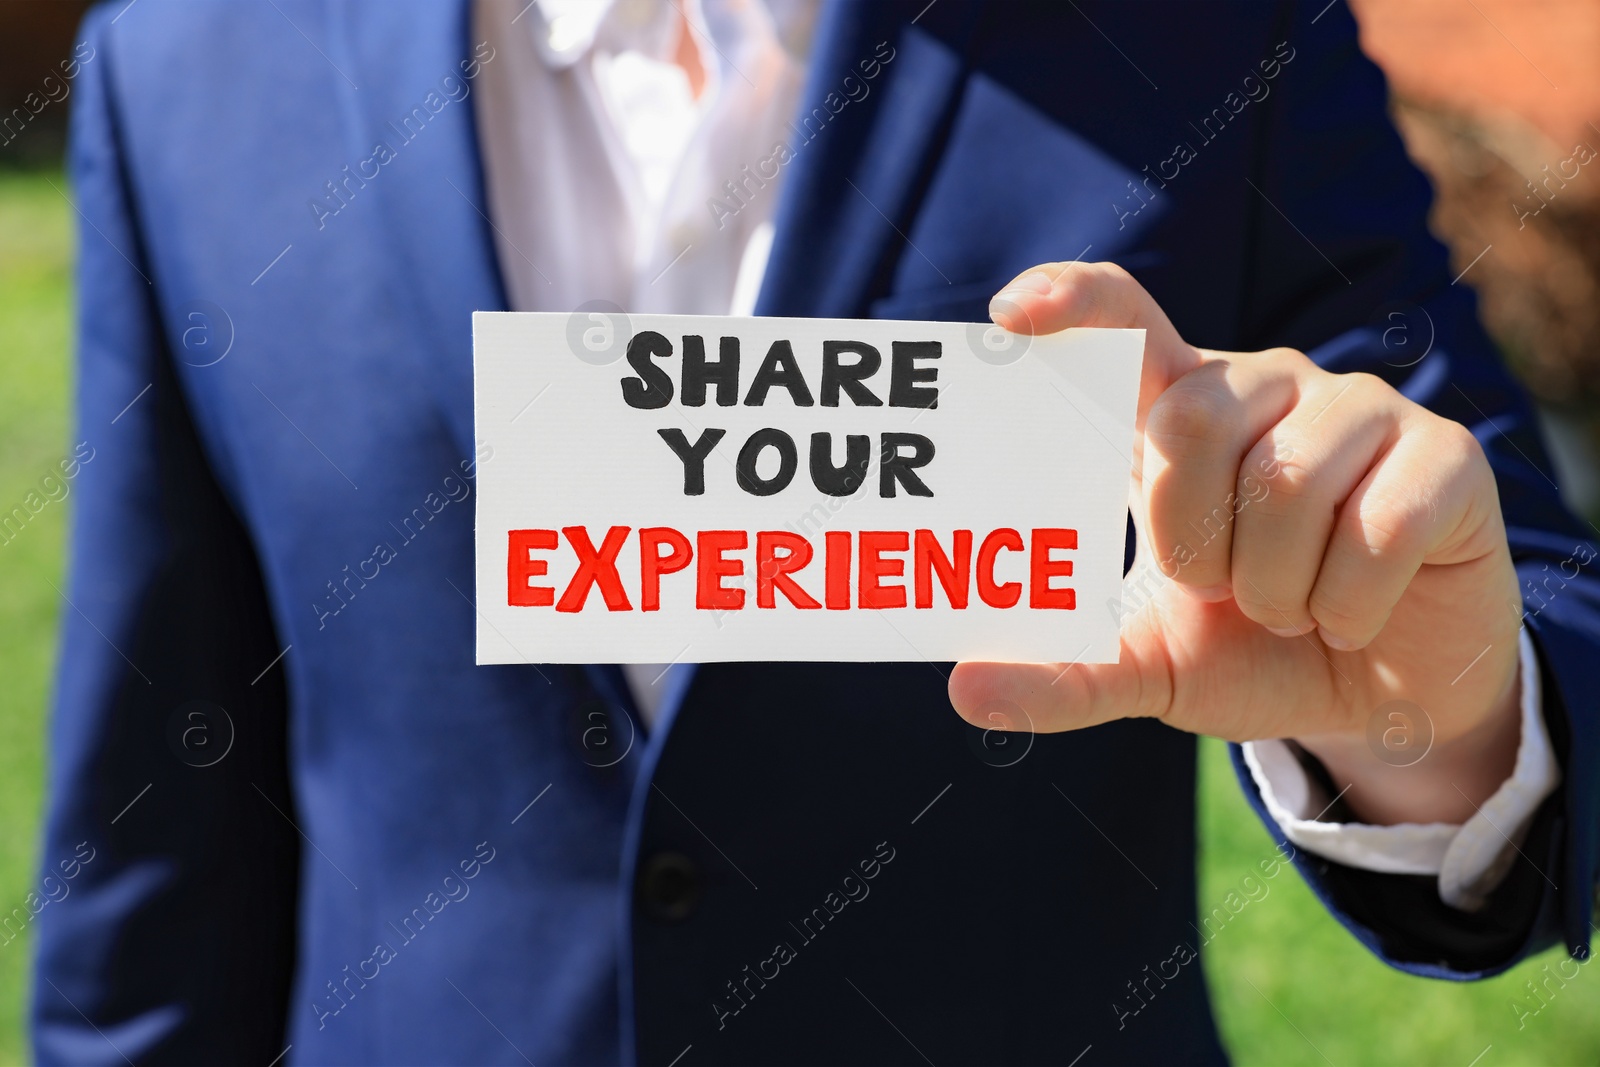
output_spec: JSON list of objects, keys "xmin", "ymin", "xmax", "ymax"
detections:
[{"xmin": 989, "ymin": 261, "xmax": 1205, "ymax": 428}]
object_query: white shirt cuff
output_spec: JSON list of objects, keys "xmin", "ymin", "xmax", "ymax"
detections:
[{"xmin": 1242, "ymin": 627, "xmax": 1560, "ymax": 911}]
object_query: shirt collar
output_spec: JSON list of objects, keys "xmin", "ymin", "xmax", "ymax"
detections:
[
  {"xmin": 530, "ymin": 0, "xmax": 678, "ymax": 69},
  {"xmin": 527, "ymin": 0, "xmax": 816, "ymax": 70}
]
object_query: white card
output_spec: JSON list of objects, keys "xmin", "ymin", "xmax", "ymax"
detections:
[{"xmin": 473, "ymin": 312, "xmax": 1142, "ymax": 665}]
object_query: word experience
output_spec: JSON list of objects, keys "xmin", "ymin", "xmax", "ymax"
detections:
[{"xmin": 508, "ymin": 526, "xmax": 1078, "ymax": 612}]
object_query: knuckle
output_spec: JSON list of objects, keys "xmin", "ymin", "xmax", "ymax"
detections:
[
  {"xmin": 1146, "ymin": 381, "xmax": 1235, "ymax": 451},
  {"xmin": 1057, "ymin": 261, "xmax": 1138, "ymax": 328},
  {"xmin": 1053, "ymin": 268, "xmax": 1102, "ymax": 327},
  {"xmin": 1352, "ymin": 459, "xmax": 1442, "ymax": 549},
  {"xmin": 1434, "ymin": 418, "xmax": 1485, "ymax": 470},
  {"xmin": 1254, "ymin": 448, "xmax": 1320, "ymax": 503},
  {"xmin": 1432, "ymin": 422, "xmax": 1498, "ymax": 514},
  {"xmin": 1308, "ymin": 371, "xmax": 1393, "ymax": 422},
  {"xmin": 1091, "ymin": 260, "xmax": 1134, "ymax": 288},
  {"xmin": 1235, "ymin": 447, "xmax": 1278, "ymax": 504},
  {"xmin": 1343, "ymin": 371, "xmax": 1393, "ymax": 401},
  {"xmin": 1347, "ymin": 502, "xmax": 1423, "ymax": 559},
  {"xmin": 1259, "ymin": 345, "xmax": 1313, "ymax": 373}
]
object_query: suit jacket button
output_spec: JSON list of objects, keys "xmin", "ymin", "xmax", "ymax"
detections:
[{"xmin": 639, "ymin": 851, "xmax": 700, "ymax": 922}]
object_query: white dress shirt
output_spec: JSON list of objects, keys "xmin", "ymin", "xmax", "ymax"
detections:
[{"xmin": 472, "ymin": 0, "xmax": 1559, "ymax": 912}]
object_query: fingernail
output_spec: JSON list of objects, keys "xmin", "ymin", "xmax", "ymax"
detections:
[
  {"xmin": 1184, "ymin": 584, "xmax": 1233, "ymax": 603},
  {"xmin": 1267, "ymin": 625, "xmax": 1307, "ymax": 638},
  {"xmin": 1318, "ymin": 628, "xmax": 1360, "ymax": 651}
]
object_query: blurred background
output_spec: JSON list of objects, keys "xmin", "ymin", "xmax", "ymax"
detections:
[{"xmin": 3, "ymin": 1, "xmax": 1599, "ymax": 1063}]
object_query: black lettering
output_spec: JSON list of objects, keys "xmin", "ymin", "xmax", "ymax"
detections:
[
  {"xmin": 622, "ymin": 331, "xmax": 674, "ymax": 409},
  {"xmin": 889, "ymin": 341, "xmax": 940, "ymax": 408},
  {"xmin": 880, "ymin": 433, "xmax": 934, "ymax": 497},
  {"xmin": 809, "ymin": 433, "xmax": 869, "ymax": 496},
  {"xmin": 658, "ymin": 428, "xmax": 727, "ymax": 495},
  {"xmin": 743, "ymin": 340, "xmax": 815, "ymax": 406},
  {"xmin": 737, "ymin": 428, "xmax": 798, "ymax": 496},
  {"xmin": 821, "ymin": 341, "xmax": 883, "ymax": 406},
  {"xmin": 684, "ymin": 335, "xmax": 740, "ymax": 407}
]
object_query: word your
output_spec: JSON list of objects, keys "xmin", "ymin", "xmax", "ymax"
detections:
[
  {"xmin": 0, "ymin": 841, "xmax": 96, "ymax": 948},
  {"xmin": 508, "ymin": 526, "xmax": 1078, "ymax": 613},
  {"xmin": 309, "ymin": 42, "xmax": 495, "ymax": 230},
  {"xmin": 713, "ymin": 841, "xmax": 896, "ymax": 1029},
  {"xmin": 1514, "ymin": 142, "xmax": 1597, "ymax": 229},
  {"xmin": 0, "ymin": 41, "xmax": 95, "ymax": 149},
  {"xmin": 314, "ymin": 447, "xmax": 489, "ymax": 629},
  {"xmin": 623, "ymin": 332, "xmax": 942, "ymax": 498},
  {"xmin": 1115, "ymin": 40, "xmax": 1296, "ymax": 230},
  {"xmin": 1113, "ymin": 841, "xmax": 1295, "ymax": 1030},
  {"xmin": 709, "ymin": 41, "xmax": 896, "ymax": 229},
  {"xmin": 1, "ymin": 442, "xmax": 96, "ymax": 548},
  {"xmin": 313, "ymin": 841, "xmax": 496, "ymax": 1029}
]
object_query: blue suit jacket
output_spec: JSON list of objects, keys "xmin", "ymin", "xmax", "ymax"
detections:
[{"xmin": 34, "ymin": 1, "xmax": 1600, "ymax": 1064}]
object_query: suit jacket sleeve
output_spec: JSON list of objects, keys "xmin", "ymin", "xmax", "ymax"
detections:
[
  {"xmin": 31, "ymin": 6, "xmax": 301, "ymax": 1063},
  {"xmin": 1224, "ymin": 0, "xmax": 1600, "ymax": 979}
]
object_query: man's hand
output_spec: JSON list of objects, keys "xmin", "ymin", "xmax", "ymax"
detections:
[{"xmin": 949, "ymin": 262, "xmax": 1524, "ymax": 826}]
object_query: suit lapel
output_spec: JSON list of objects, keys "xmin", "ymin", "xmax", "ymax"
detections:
[
  {"xmin": 328, "ymin": 0, "xmax": 507, "ymax": 461},
  {"xmin": 756, "ymin": 0, "xmax": 976, "ymax": 319}
]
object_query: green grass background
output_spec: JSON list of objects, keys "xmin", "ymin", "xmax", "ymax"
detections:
[
  {"xmin": 1, "ymin": 169, "xmax": 73, "ymax": 1067},
  {"xmin": 3, "ymin": 167, "xmax": 1598, "ymax": 1065}
]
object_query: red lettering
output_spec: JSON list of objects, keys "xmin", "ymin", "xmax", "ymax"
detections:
[
  {"xmin": 507, "ymin": 529, "xmax": 556, "ymax": 607},
  {"xmin": 825, "ymin": 531, "xmax": 851, "ymax": 609},
  {"xmin": 859, "ymin": 531, "xmax": 908, "ymax": 609},
  {"xmin": 914, "ymin": 529, "xmax": 970, "ymax": 608},
  {"xmin": 639, "ymin": 527, "xmax": 692, "ymax": 611},
  {"xmin": 697, "ymin": 530, "xmax": 746, "ymax": 609},
  {"xmin": 1030, "ymin": 528, "xmax": 1076, "ymax": 609},
  {"xmin": 976, "ymin": 528, "xmax": 1023, "ymax": 608},
  {"xmin": 557, "ymin": 525, "xmax": 633, "ymax": 612},
  {"xmin": 517, "ymin": 524, "xmax": 1069, "ymax": 614},
  {"xmin": 756, "ymin": 531, "xmax": 821, "ymax": 609}
]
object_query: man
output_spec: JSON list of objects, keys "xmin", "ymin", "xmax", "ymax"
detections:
[{"xmin": 33, "ymin": 0, "xmax": 1599, "ymax": 1063}]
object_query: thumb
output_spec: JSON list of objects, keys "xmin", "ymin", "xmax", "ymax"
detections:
[
  {"xmin": 947, "ymin": 625, "xmax": 1175, "ymax": 735},
  {"xmin": 989, "ymin": 261, "xmax": 1204, "ymax": 430}
]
